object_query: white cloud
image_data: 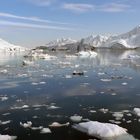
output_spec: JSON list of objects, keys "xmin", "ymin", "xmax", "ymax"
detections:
[
  {"xmin": 62, "ymin": 2, "xmax": 131, "ymax": 13},
  {"xmin": 0, "ymin": 12, "xmax": 69, "ymax": 25},
  {"xmin": 0, "ymin": 20, "xmax": 74, "ymax": 31},
  {"xmin": 27, "ymin": 0, "xmax": 56, "ymax": 6},
  {"xmin": 98, "ymin": 3, "xmax": 130, "ymax": 12},
  {"xmin": 63, "ymin": 3, "xmax": 94, "ymax": 13}
]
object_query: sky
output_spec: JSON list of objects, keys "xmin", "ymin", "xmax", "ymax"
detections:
[{"xmin": 0, "ymin": 0, "xmax": 140, "ymax": 47}]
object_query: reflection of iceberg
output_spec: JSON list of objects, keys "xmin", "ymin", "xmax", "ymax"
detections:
[
  {"xmin": 0, "ymin": 52, "xmax": 24, "ymax": 65},
  {"xmin": 73, "ymin": 121, "xmax": 137, "ymax": 140},
  {"xmin": 77, "ymin": 51, "xmax": 97, "ymax": 57}
]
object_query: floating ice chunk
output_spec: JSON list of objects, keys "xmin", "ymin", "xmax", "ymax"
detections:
[
  {"xmin": 113, "ymin": 112, "xmax": 124, "ymax": 120},
  {"xmin": 126, "ymin": 120, "xmax": 132, "ymax": 123},
  {"xmin": 121, "ymin": 82, "xmax": 128, "ymax": 86},
  {"xmin": 49, "ymin": 122, "xmax": 69, "ymax": 127},
  {"xmin": 126, "ymin": 113, "xmax": 132, "ymax": 117},
  {"xmin": 0, "ymin": 134, "xmax": 17, "ymax": 140},
  {"xmin": 40, "ymin": 128, "xmax": 51, "ymax": 134},
  {"xmin": 65, "ymin": 75, "xmax": 72, "ymax": 79},
  {"xmin": 0, "ymin": 96, "xmax": 8, "ymax": 101},
  {"xmin": 73, "ymin": 121, "xmax": 127, "ymax": 139},
  {"xmin": 11, "ymin": 105, "xmax": 29, "ymax": 110},
  {"xmin": 31, "ymin": 126, "xmax": 43, "ymax": 130},
  {"xmin": 39, "ymin": 81, "xmax": 46, "ymax": 84},
  {"xmin": 32, "ymin": 116, "xmax": 38, "ymax": 119},
  {"xmin": 23, "ymin": 60, "xmax": 34, "ymax": 66},
  {"xmin": 0, "ymin": 120, "xmax": 11, "ymax": 125},
  {"xmin": 48, "ymin": 105, "xmax": 60, "ymax": 110},
  {"xmin": 20, "ymin": 121, "xmax": 32, "ymax": 128},
  {"xmin": 134, "ymin": 108, "xmax": 140, "ymax": 117},
  {"xmin": 89, "ymin": 110, "xmax": 96, "ymax": 113},
  {"xmin": 0, "ymin": 69, "xmax": 8, "ymax": 74},
  {"xmin": 111, "ymin": 93, "xmax": 116, "ymax": 96},
  {"xmin": 31, "ymin": 82, "xmax": 39, "ymax": 86},
  {"xmin": 98, "ymin": 72, "xmax": 105, "ymax": 75},
  {"xmin": 100, "ymin": 79, "xmax": 112, "ymax": 82},
  {"xmin": 70, "ymin": 115, "xmax": 83, "ymax": 122},
  {"xmin": 17, "ymin": 73, "xmax": 28, "ymax": 78},
  {"xmin": 2, "ymin": 113, "xmax": 10, "ymax": 116},
  {"xmin": 99, "ymin": 108, "xmax": 109, "ymax": 113}
]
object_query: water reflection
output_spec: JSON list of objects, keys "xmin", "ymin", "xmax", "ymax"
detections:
[{"xmin": 0, "ymin": 50, "xmax": 140, "ymax": 140}]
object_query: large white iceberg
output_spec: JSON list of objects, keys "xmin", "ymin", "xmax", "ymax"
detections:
[
  {"xmin": 0, "ymin": 38, "xmax": 26, "ymax": 52},
  {"xmin": 72, "ymin": 121, "xmax": 136, "ymax": 140}
]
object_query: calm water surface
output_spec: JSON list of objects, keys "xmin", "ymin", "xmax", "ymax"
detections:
[{"xmin": 0, "ymin": 50, "xmax": 140, "ymax": 140}]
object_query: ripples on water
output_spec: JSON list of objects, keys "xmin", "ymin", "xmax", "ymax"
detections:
[{"xmin": 0, "ymin": 50, "xmax": 140, "ymax": 140}]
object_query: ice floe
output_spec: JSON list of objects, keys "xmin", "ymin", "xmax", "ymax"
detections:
[
  {"xmin": 0, "ymin": 134, "xmax": 17, "ymax": 140},
  {"xmin": 0, "ymin": 96, "xmax": 8, "ymax": 101},
  {"xmin": 99, "ymin": 108, "xmax": 109, "ymax": 114},
  {"xmin": 73, "ymin": 121, "xmax": 127, "ymax": 139},
  {"xmin": 100, "ymin": 79, "xmax": 112, "ymax": 82},
  {"xmin": 0, "ymin": 120, "xmax": 11, "ymax": 125},
  {"xmin": 121, "ymin": 82, "xmax": 128, "ymax": 86},
  {"xmin": 47, "ymin": 105, "xmax": 60, "ymax": 110},
  {"xmin": 49, "ymin": 122, "xmax": 69, "ymax": 127},
  {"xmin": 134, "ymin": 108, "xmax": 140, "ymax": 117},
  {"xmin": 40, "ymin": 128, "xmax": 52, "ymax": 134},
  {"xmin": 112, "ymin": 112, "xmax": 124, "ymax": 120},
  {"xmin": 11, "ymin": 105, "xmax": 29, "ymax": 110},
  {"xmin": 20, "ymin": 121, "xmax": 32, "ymax": 128},
  {"xmin": 0, "ymin": 69, "xmax": 8, "ymax": 74},
  {"xmin": 70, "ymin": 115, "xmax": 83, "ymax": 122}
]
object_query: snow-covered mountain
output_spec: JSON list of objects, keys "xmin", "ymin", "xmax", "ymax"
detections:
[
  {"xmin": 106, "ymin": 25, "xmax": 140, "ymax": 49},
  {"xmin": 82, "ymin": 35, "xmax": 109, "ymax": 47},
  {"xmin": 82, "ymin": 25, "xmax": 140, "ymax": 49},
  {"xmin": 0, "ymin": 38, "xmax": 26, "ymax": 52},
  {"xmin": 46, "ymin": 38, "xmax": 77, "ymax": 47}
]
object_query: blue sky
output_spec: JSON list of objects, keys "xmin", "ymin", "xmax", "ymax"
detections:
[{"xmin": 0, "ymin": 0, "xmax": 140, "ymax": 47}]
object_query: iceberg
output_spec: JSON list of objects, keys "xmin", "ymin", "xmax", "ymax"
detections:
[{"xmin": 0, "ymin": 38, "xmax": 26, "ymax": 52}]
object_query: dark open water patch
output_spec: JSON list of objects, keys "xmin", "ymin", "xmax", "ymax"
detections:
[{"xmin": 0, "ymin": 50, "xmax": 140, "ymax": 140}]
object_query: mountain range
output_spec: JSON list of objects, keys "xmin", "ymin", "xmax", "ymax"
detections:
[
  {"xmin": 45, "ymin": 25, "xmax": 140, "ymax": 50},
  {"xmin": 0, "ymin": 25, "xmax": 140, "ymax": 52}
]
